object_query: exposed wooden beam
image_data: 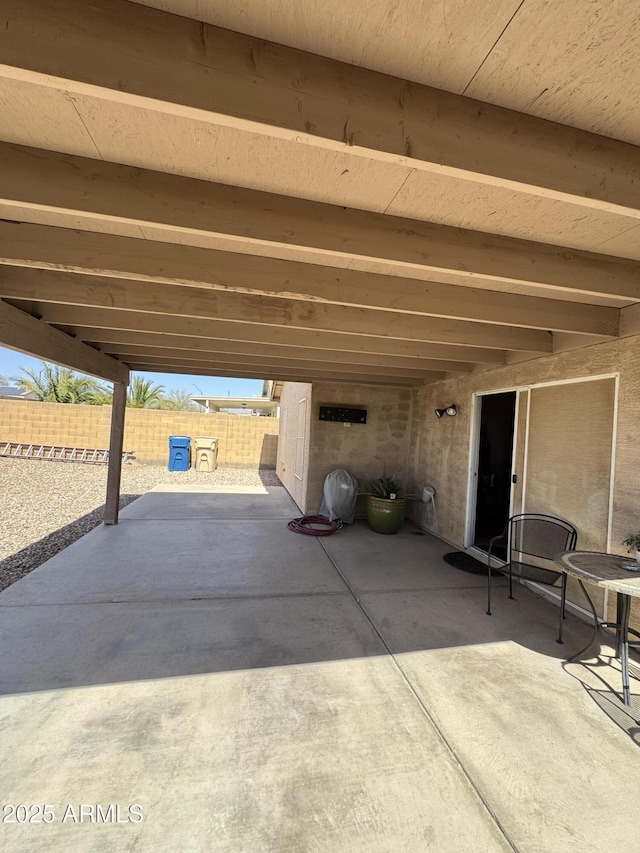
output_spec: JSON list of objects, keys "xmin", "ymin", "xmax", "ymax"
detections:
[
  {"xmin": 3, "ymin": 0, "xmax": 640, "ymax": 218},
  {"xmin": 1, "ymin": 274, "xmax": 552, "ymax": 352},
  {"xmin": 115, "ymin": 351, "xmax": 444, "ymax": 380},
  {"xmin": 95, "ymin": 347, "xmax": 444, "ymax": 380},
  {"xmin": 49, "ymin": 309, "xmax": 506, "ymax": 363},
  {"xmin": 124, "ymin": 362, "xmax": 422, "ymax": 386},
  {"xmin": 0, "ymin": 221, "xmax": 633, "ymax": 317},
  {"xmin": 81, "ymin": 331, "xmax": 474, "ymax": 373},
  {"xmin": 0, "ymin": 298, "xmax": 129, "ymax": 383},
  {"xmin": 621, "ymin": 304, "xmax": 640, "ymax": 338},
  {"xmin": 0, "ymin": 144, "xmax": 635, "ymax": 311}
]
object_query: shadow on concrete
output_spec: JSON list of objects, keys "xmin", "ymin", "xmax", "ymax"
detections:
[
  {"xmin": 2, "ymin": 493, "xmax": 638, "ymax": 853},
  {"xmin": 585, "ymin": 686, "xmax": 640, "ymax": 743},
  {"xmin": 0, "ymin": 485, "xmax": 637, "ymax": 729},
  {"xmin": 561, "ymin": 656, "xmax": 640, "ymax": 742},
  {"xmin": 0, "ymin": 493, "xmax": 142, "ymax": 593},
  {"xmin": 258, "ymin": 467, "xmax": 282, "ymax": 489},
  {"xmin": 0, "ymin": 493, "xmax": 614, "ymax": 698}
]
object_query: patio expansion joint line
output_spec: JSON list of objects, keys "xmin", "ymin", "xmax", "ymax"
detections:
[
  {"xmin": 0, "ymin": 590, "xmax": 351, "ymax": 608},
  {"xmin": 116, "ymin": 517, "xmax": 297, "ymax": 522},
  {"xmin": 355, "ymin": 582, "xmax": 506, "ymax": 595},
  {"xmin": 317, "ymin": 538, "xmax": 521, "ymax": 853}
]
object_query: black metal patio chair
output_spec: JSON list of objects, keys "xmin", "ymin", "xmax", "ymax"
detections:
[{"xmin": 486, "ymin": 513, "xmax": 578, "ymax": 643}]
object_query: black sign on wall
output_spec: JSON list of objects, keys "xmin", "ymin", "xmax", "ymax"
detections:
[{"xmin": 318, "ymin": 406, "xmax": 367, "ymax": 424}]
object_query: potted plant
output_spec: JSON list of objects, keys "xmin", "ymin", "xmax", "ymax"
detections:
[
  {"xmin": 622, "ymin": 532, "xmax": 640, "ymax": 567},
  {"xmin": 363, "ymin": 471, "xmax": 415, "ymax": 535}
]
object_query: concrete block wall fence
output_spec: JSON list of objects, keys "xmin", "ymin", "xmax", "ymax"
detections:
[{"xmin": 0, "ymin": 401, "xmax": 279, "ymax": 468}]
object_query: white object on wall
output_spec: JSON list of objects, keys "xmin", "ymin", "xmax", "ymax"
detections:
[{"xmin": 422, "ymin": 485, "xmax": 436, "ymax": 513}]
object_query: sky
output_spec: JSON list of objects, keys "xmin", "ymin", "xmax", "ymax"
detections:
[{"xmin": 0, "ymin": 346, "xmax": 265, "ymax": 398}]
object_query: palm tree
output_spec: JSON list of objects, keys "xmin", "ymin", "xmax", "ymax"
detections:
[
  {"xmin": 152, "ymin": 388, "xmax": 199, "ymax": 411},
  {"xmin": 86, "ymin": 386, "xmax": 115, "ymax": 406},
  {"xmin": 127, "ymin": 376, "xmax": 165, "ymax": 408},
  {"xmin": 16, "ymin": 362, "xmax": 106, "ymax": 404}
]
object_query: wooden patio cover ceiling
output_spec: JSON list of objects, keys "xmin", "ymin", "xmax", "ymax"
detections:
[{"xmin": 0, "ymin": 0, "xmax": 639, "ymax": 386}]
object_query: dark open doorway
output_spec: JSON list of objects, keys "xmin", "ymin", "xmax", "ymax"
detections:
[{"xmin": 473, "ymin": 392, "xmax": 517, "ymax": 560}]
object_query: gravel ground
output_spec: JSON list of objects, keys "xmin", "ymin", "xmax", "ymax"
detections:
[{"xmin": 0, "ymin": 458, "xmax": 281, "ymax": 592}]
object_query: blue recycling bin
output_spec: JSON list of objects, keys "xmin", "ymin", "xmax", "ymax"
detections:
[{"xmin": 168, "ymin": 435, "xmax": 191, "ymax": 471}]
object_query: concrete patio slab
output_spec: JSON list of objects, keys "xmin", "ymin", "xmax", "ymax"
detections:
[
  {"xmin": 321, "ymin": 521, "xmax": 492, "ymax": 592},
  {"xmin": 121, "ymin": 484, "xmax": 298, "ymax": 520},
  {"xmin": 396, "ymin": 642, "xmax": 640, "ymax": 852},
  {"xmin": 0, "ymin": 486, "xmax": 638, "ymax": 852},
  {"xmin": 358, "ymin": 585, "xmax": 587, "ymax": 654},
  {"xmin": 146, "ymin": 485, "xmax": 272, "ymax": 493},
  {"xmin": 0, "ymin": 594, "xmax": 385, "ymax": 692},
  {"xmin": 0, "ymin": 657, "xmax": 511, "ymax": 853},
  {"xmin": 0, "ymin": 518, "xmax": 343, "ymax": 604}
]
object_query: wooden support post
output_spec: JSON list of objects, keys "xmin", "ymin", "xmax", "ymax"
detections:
[{"xmin": 104, "ymin": 379, "xmax": 128, "ymax": 526}]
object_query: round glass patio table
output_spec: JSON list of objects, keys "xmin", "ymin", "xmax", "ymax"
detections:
[{"xmin": 555, "ymin": 550, "xmax": 640, "ymax": 707}]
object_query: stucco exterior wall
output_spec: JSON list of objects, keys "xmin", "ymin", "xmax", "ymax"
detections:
[
  {"xmin": 277, "ymin": 336, "xmax": 640, "ymax": 626},
  {"xmin": 407, "ymin": 336, "xmax": 640, "ymax": 553},
  {"xmin": 0, "ymin": 401, "xmax": 279, "ymax": 467},
  {"xmin": 305, "ymin": 381, "xmax": 413, "ymax": 515},
  {"xmin": 407, "ymin": 335, "xmax": 640, "ymax": 625}
]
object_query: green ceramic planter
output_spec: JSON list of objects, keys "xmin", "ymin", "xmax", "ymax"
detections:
[{"xmin": 366, "ymin": 496, "xmax": 407, "ymax": 535}]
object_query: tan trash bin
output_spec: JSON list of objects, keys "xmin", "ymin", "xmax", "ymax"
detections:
[{"xmin": 194, "ymin": 436, "xmax": 218, "ymax": 472}]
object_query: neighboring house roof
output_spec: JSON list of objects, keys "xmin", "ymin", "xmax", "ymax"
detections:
[
  {"xmin": 262, "ymin": 380, "xmax": 283, "ymax": 402},
  {"xmin": 190, "ymin": 395, "xmax": 279, "ymax": 415},
  {"xmin": 0, "ymin": 387, "xmax": 39, "ymax": 401}
]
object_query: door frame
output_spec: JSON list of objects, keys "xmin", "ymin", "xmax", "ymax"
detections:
[
  {"xmin": 464, "ymin": 373, "xmax": 620, "ymax": 596},
  {"xmin": 519, "ymin": 373, "xmax": 619, "ymax": 553},
  {"xmin": 464, "ymin": 387, "xmax": 521, "ymax": 552},
  {"xmin": 464, "ymin": 373, "xmax": 620, "ymax": 619}
]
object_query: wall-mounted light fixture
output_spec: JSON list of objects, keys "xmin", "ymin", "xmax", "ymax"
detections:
[{"xmin": 435, "ymin": 404, "xmax": 457, "ymax": 418}]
